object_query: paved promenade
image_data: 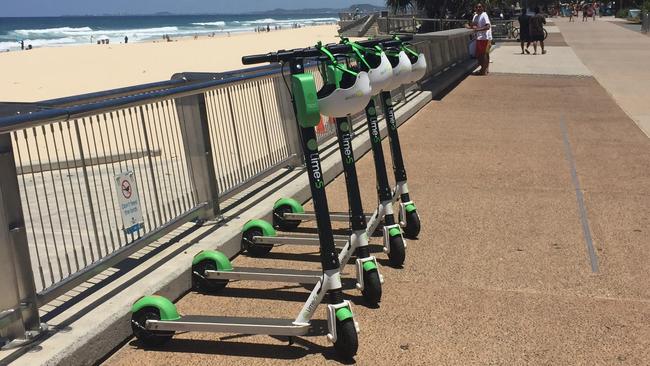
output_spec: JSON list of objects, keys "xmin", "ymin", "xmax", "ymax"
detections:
[
  {"xmin": 557, "ymin": 17, "xmax": 650, "ymax": 137},
  {"xmin": 104, "ymin": 19, "xmax": 650, "ymax": 365}
]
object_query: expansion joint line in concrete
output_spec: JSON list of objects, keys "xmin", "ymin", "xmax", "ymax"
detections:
[{"xmin": 560, "ymin": 117, "xmax": 599, "ymax": 273}]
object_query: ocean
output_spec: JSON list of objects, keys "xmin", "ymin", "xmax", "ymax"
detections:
[{"xmin": 0, "ymin": 14, "xmax": 339, "ymax": 51}]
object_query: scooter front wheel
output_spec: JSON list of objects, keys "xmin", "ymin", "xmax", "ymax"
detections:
[
  {"xmin": 334, "ymin": 318, "xmax": 358, "ymax": 359},
  {"xmin": 388, "ymin": 235, "xmax": 406, "ymax": 267},
  {"xmin": 243, "ymin": 228, "xmax": 273, "ymax": 257},
  {"xmin": 131, "ymin": 307, "xmax": 174, "ymax": 347},
  {"xmin": 361, "ymin": 269, "xmax": 382, "ymax": 305},
  {"xmin": 400, "ymin": 209, "xmax": 421, "ymax": 239}
]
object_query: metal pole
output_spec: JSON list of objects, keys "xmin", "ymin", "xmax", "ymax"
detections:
[
  {"xmin": 174, "ymin": 93, "xmax": 221, "ymax": 221},
  {"xmin": 0, "ymin": 133, "xmax": 44, "ymax": 348}
]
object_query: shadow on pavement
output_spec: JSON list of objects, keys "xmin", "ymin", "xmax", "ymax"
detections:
[{"xmin": 126, "ymin": 319, "xmax": 357, "ymax": 364}]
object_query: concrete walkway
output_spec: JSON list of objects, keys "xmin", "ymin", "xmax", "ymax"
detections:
[
  {"xmin": 103, "ymin": 22, "xmax": 650, "ymax": 366},
  {"xmin": 557, "ymin": 17, "xmax": 650, "ymax": 137}
]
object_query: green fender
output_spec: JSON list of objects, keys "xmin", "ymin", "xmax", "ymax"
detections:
[
  {"xmin": 273, "ymin": 198, "xmax": 304, "ymax": 214},
  {"xmin": 362, "ymin": 261, "xmax": 378, "ymax": 272},
  {"xmin": 242, "ymin": 219, "xmax": 276, "ymax": 237},
  {"xmin": 405, "ymin": 203, "xmax": 417, "ymax": 213},
  {"xmin": 389, "ymin": 227, "xmax": 402, "ymax": 237},
  {"xmin": 131, "ymin": 295, "xmax": 181, "ymax": 321},
  {"xmin": 335, "ymin": 307, "xmax": 354, "ymax": 322},
  {"xmin": 192, "ymin": 250, "xmax": 232, "ymax": 271}
]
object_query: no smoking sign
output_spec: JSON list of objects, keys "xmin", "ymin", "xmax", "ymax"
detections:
[
  {"xmin": 121, "ymin": 179, "xmax": 132, "ymax": 199},
  {"xmin": 114, "ymin": 171, "xmax": 143, "ymax": 234}
]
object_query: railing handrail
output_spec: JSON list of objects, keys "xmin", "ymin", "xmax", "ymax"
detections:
[{"xmin": 385, "ymin": 17, "xmax": 468, "ymax": 22}]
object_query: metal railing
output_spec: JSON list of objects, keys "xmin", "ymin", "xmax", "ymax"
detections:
[
  {"xmin": 13, "ymin": 102, "xmax": 198, "ymax": 292},
  {"xmin": 378, "ymin": 17, "xmax": 514, "ymax": 40},
  {"xmin": 491, "ymin": 20, "xmax": 516, "ymax": 40},
  {"xmin": 0, "ymin": 30, "xmax": 474, "ymax": 349},
  {"xmin": 379, "ymin": 17, "xmax": 468, "ymax": 34},
  {"xmin": 339, "ymin": 11, "xmax": 369, "ymax": 21}
]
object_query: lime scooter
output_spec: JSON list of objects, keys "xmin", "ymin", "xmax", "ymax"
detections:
[
  {"xmin": 224, "ymin": 43, "xmax": 385, "ymax": 304},
  {"xmin": 129, "ymin": 43, "xmax": 373, "ymax": 359},
  {"xmin": 237, "ymin": 38, "xmax": 405, "ymax": 299},
  {"xmin": 379, "ymin": 37, "xmax": 427, "ymax": 239},
  {"xmin": 272, "ymin": 37, "xmax": 425, "ymax": 265}
]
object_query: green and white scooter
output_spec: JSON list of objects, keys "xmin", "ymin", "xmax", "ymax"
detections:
[
  {"xmin": 273, "ymin": 37, "xmax": 425, "ymax": 265},
  {"xmin": 228, "ymin": 42, "xmax": 386, "ymax": 304},
  {"xmin": 238, "ymin": 38, "xmax": 404, "ymax": 299},
  {"xmin": 130, "ymin": 43, "xmax": 372, "ymax": 359},
  {"xmin": 379, "ymin": 36, "xmax": 426, "ymax": 239}
]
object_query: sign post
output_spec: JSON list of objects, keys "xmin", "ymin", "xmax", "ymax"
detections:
[{"xmin": 114, "ymin": 171, "xmax": 143, "ymax": 234}]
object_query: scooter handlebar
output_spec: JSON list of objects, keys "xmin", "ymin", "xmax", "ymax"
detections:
[
  {"xmin": 242, "ymin": 45, "xmax": 341, "ymax": 65},
  {"xmin": 241, "ymin": 36, "xmax": 414, "ymax": 65},
  {"xmin": 241, "ymin": 53, "xmax": 278, "ymax": 65}
]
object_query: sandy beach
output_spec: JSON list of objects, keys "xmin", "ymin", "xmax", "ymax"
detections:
[{"xmin": 0, "ymin": 24, "xmax": 340, "ymax": 101}]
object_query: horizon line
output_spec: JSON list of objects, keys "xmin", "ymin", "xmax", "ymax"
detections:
[{"xmin": 0, "ymin": 5, "xmax": 386, "ymax": 18}]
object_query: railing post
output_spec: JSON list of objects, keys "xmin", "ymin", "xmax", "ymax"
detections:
[
  {"xmin": 0, "ymin": 132, "xmax": 44, "ymax": 348},
  {"xmin": 174, "ymin": 94, "xmax": 222, "ymax": 221},
  {"xmin": 273, "ymin": 76, "xmax": 303, "ymax": 167}
]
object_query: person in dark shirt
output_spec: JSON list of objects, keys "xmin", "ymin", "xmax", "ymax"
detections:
[
  {"xmin": 518, "ymin": 8, "xmax": 531, "ymax": 54},
  {"xmin": 529, "ymin": 6, "xmax": 547, "ymax": 55}
]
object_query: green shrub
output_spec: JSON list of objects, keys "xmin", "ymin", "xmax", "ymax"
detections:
[
  {"xmin": 642, "ymin": 0, "xmax": 650, "ymax": 14},
  {"xmin": 616, "ymin": 8, "xmax": 629, "ymax": 18}
]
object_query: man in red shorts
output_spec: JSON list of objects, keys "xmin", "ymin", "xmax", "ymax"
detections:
[{"xmin": 469, "ymin": 3, "xmax": 492, "ymax": 75}]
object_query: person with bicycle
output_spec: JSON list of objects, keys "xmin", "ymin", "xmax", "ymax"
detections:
[
  {"xmin": 530, "ymin": 6, "xmax": 547, "ymax": 55},
  {"xmin": 518, "ymin": 8, "xmax": 532, "ymax": 54}
]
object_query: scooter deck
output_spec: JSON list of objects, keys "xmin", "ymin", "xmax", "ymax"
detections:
[
  {"xmin": 205, "ymin": 267, "xmax": 322, "ymax": 283},
  {"xmin": 283, "ymin": 211, "xmax": 373, "ymax": 222},
  {"xmin": 147, "ymin": 315, "xmax": 309, "ymax": 336},
  {"xmin": 253, "ymin": 235, "xmax": 348, "ymax": 247}
]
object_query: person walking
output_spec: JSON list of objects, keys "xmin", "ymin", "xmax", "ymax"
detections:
[
  {"xmin": 530, "ymin": 6, "xmax": 547, "ymax": 55},
  {"xmin": 468, "ymin": 3, "xmax": 492, "ymax": 75},
  {"xmin": 518, "ymin": 8, "xmax": 532, "ymax": 54},
  {"xmin": 592, "ymin": 3, "xmax": 598, "ymax": 20}
]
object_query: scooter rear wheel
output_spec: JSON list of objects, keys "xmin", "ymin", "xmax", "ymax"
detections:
[
  {"xmin": 192, "ymin": 259, "xmax": 228, "ymax": 293},
  {"xmin": 388, "ymin": 235, "xmax": 406, "ymax": 267},
  {"xmin": 334, "ymin": 318, "xmax": 358, "ymax": 359},
  {"xmin": 400, "ymin": 210, "xmax": 421, "ymax": 239},
  {"xmin": 243, "ymin": 228, "xmax": 273, "ymax": 257},
  {"xmin": 273, "ymin": 204, "xmax": 302, "ymax": 231},
  {"xmin": 131, "ymin": 307, "xmax": 174, "ymax": 347},
  {"xmin": 361, "ymin": 269, "xmax": 382, "ymax": 305}
]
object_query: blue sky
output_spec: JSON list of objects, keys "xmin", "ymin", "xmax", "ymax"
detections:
[{"xmin": 4, "ymin": 0, "xmax": 386, "ymax": 17}]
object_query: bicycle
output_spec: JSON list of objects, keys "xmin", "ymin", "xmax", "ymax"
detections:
[{"xmin": 511, "ymin": 27, "xmax": 548, "ymax": 41}]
